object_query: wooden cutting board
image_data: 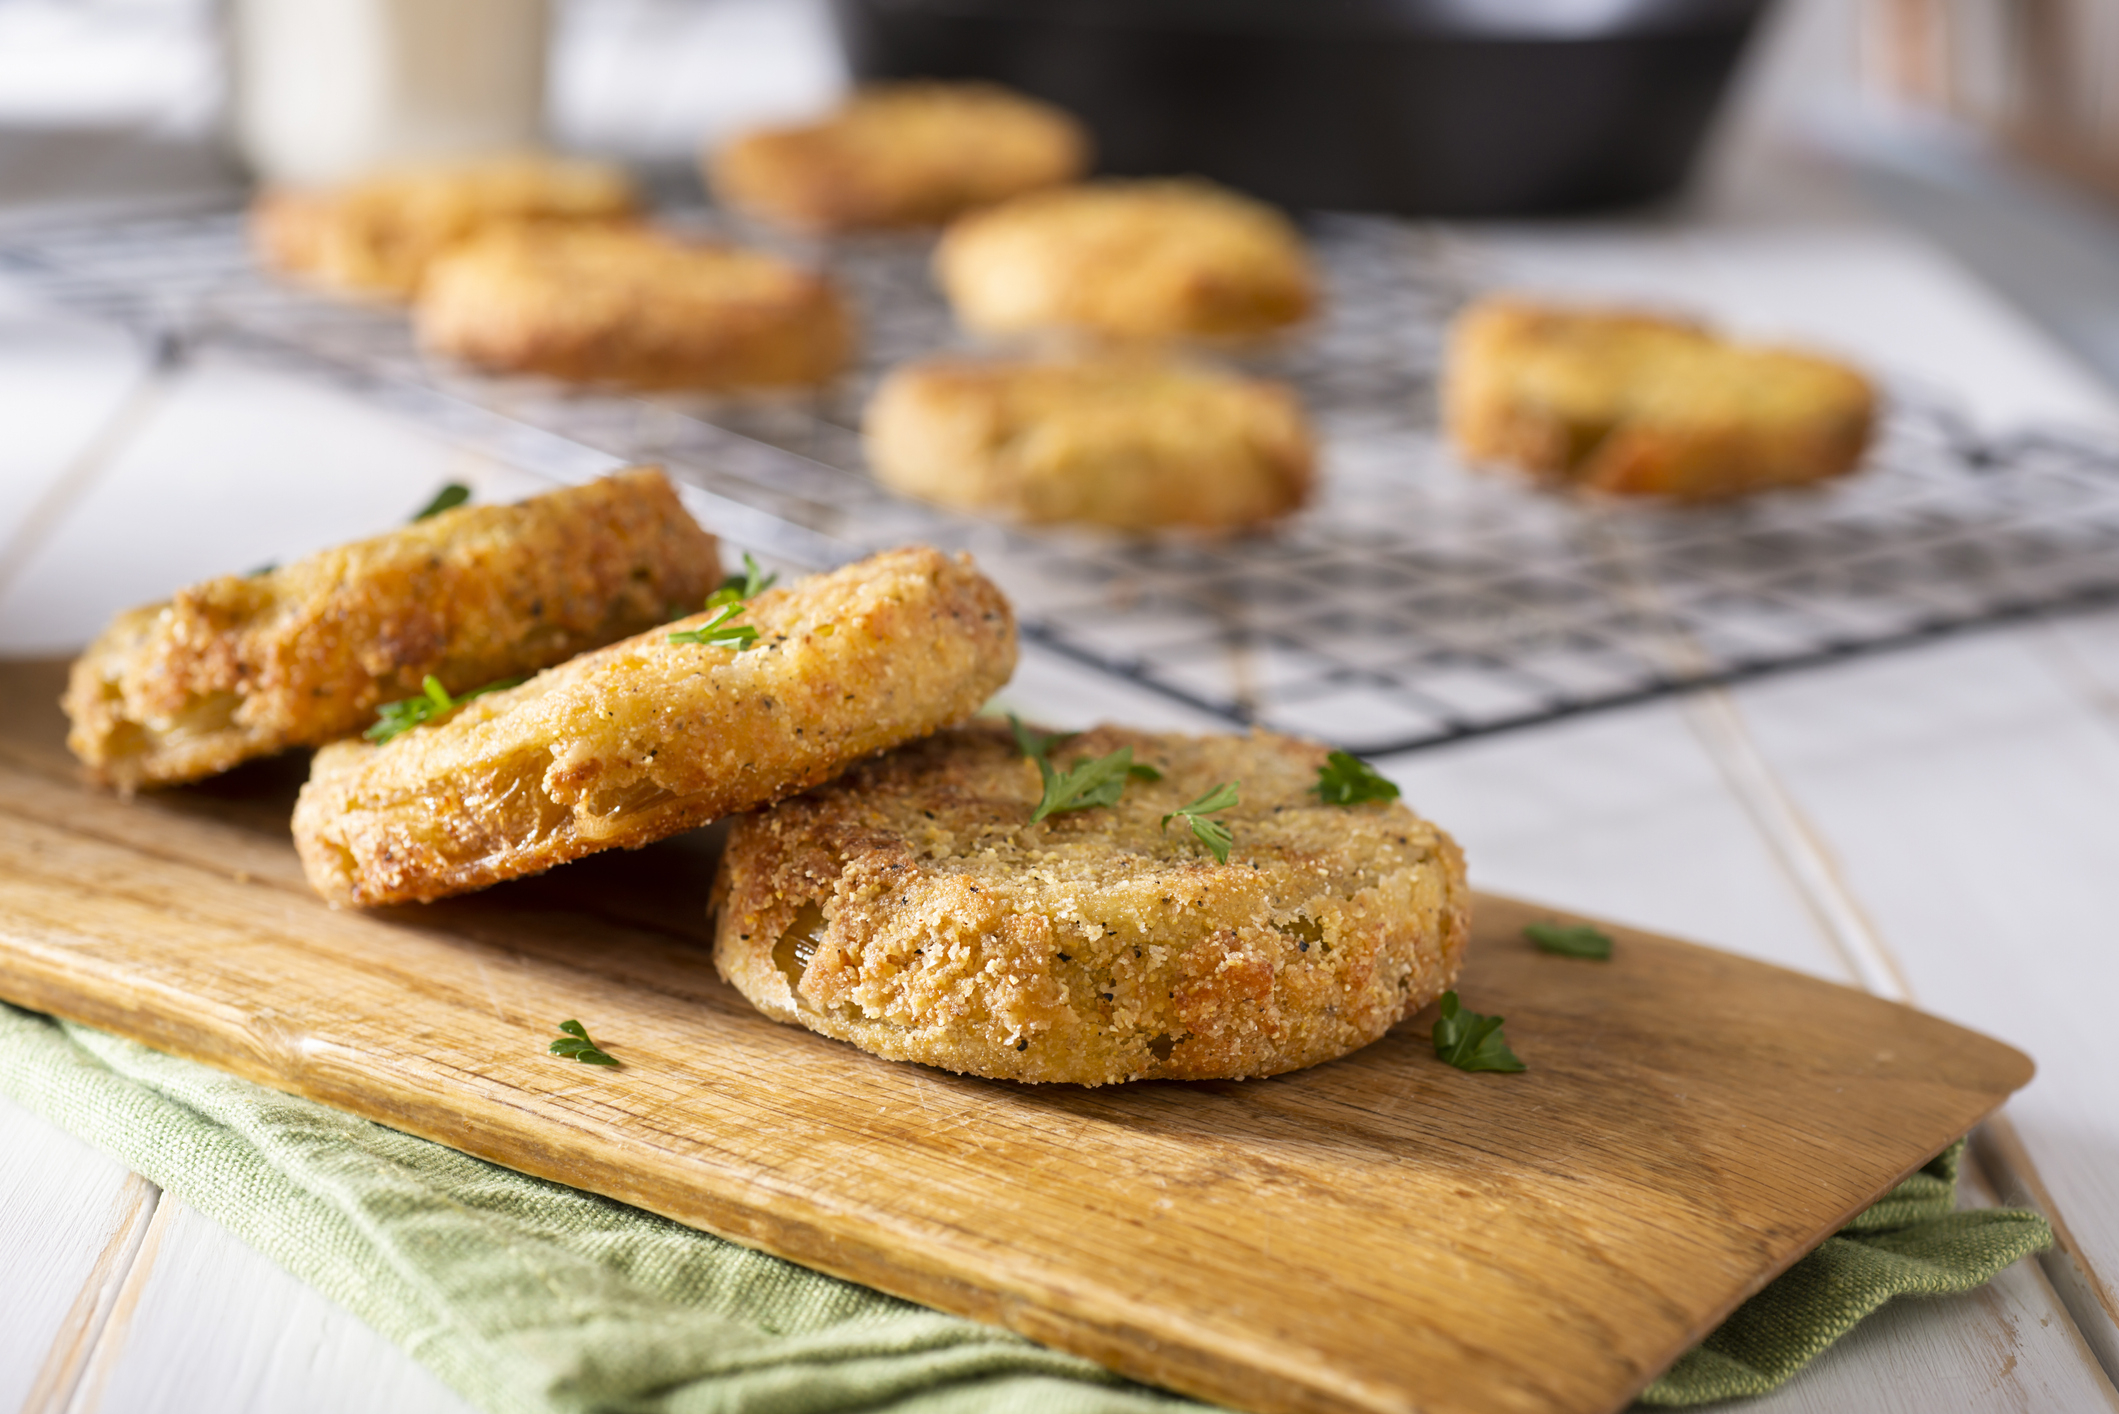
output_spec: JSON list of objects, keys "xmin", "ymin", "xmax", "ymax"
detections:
[{"xmin": 0, "ymin": 658, "xmax": 2032, "ymax": 1414}]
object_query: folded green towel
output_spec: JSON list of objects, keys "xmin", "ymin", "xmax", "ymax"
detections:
[
  {"xmin": 0, "ymin": 1002, "xmax": 2049, "ymax": 1412},
  {"xmin": 1639, "ymin": 1139, "xmax": 2054, "ymax": 1405}
]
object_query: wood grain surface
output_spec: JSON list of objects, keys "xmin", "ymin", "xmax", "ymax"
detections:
[{"xmin": 0, "ymin": 658, "xmax": 2034, "ymax": 1414}]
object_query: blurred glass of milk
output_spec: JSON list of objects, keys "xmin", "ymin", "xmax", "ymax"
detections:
[{"xmin": 233, "ymin": 0, "xmax": 550, "ymax": 185}]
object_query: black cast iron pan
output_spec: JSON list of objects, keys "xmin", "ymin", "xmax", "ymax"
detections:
[{"xmin": 831, "ymin": 0, "xmax": 1771, "ymax": 215}]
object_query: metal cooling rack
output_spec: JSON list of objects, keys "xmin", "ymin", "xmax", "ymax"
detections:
[{"xmin": 9, "ymin": 202, "xmax": 2119, "ymax": 756}]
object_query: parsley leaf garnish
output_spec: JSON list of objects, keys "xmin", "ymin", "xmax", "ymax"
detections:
[
  {"xmin": 365, "ymin": 673, "xmax": 520, "ymax": 744},
  {"xmin": 707, "ymin": 552, "xmax": 777, "ymax": 610},
  {"xmin": 1162, "ymin": 780, "xmax": 1240, "ymax": 864},
  {"xmin": 1525, "ymin": 921, "xmax": 1613, "ymax": 960},
  {"xmin": 667, "ymin": 603, "xmax": 760, "ymax": 650},
  {"xmin": 1431, "ymin": 991, "xmax": 1526, "ymax": 1073},
  {"xmin": 549, "ymin": 1019, "xmax": 618, "ymax": 1067},
  {"xmin": 1009, "ymin": 713, "xmax": 1066, "ymax": 766},
  {"xmin": 411, "ymin": 482, "xmax": 471, "ymax": 521},
  {"xmin": 670, "ymin": 557, "xmax": 774, "ymax": 649},
  {"xmin": 1010, "ymin": 715, "xmax": 1160, "ymax": 824},
  {"xmin": 1031, "ymin": 746, "xmax": 1148, "ymax": 823},
  {"xmin": 1314, "ymin": 751, "xmax": 1400, "ymax": 806}
]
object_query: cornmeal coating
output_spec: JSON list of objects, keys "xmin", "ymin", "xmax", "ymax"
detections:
[
  {"xmin": 293, "ymin": 547, "xmax": 1017, "ymax": 906},
  {"xmin": 865, "ymin": 354, "xmax": 1314, "ymax": 532},
  {"xmin": 713, "ymin": 723, "xmax": 1469, "ymax": 1085},
  {"xmin": 251, "ymin": 154, "xmax": 637, "ymax": 298},
  {"xmin": 709, "ymin": 82, "xmax": 1090, "ymax": 233},
  {"xmin": 934, "ymin": 179, "xmax": 1318, "ymax": 343},
  {"xmin": 1444, "ymin": 296, "xmax": 1878, "ymax": 499},
  {"xmin": 416, "ymin": 224, "xmax": 853, "ymax": 389},
  {"xmin": 64, "ymin": 469, "xmax": 720, "ymax": 791}
]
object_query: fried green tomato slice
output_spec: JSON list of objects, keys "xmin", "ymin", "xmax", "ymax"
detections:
[
  {"xmin": 293, "ymin": 546, "xmax": 1017, "ymax": 906},
  {"xmin": 1443, "ymin": 296, "xmax": 1876, "ymax": 499},
  {"xmin": 713, "ymin": 722, "xmax": 1468, "ymax": 1085},
  {"xmin": 64, "ymin": 468, "xmax": 721, "ymax": 790}
]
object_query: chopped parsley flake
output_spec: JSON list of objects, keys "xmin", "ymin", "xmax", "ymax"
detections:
[
  {"xmin": 1314, "ymin": 751, "xmax": 1400, "ymax": 806},
  {"xmin": 1162, "ymin": 781, "xmax": 1240, "ymax": 864},
  {"xmin": 1031, "ymin": 746, "xmax": 1152, "ymax": 824},
  {"xmin": 707, "ymin": 551, "xmax": 777, "ymax": 611},
  {"xmin": 1431, "ymin": 992, "xmax": 1526, "ymax": 1073},
  {"xmin": 365, "ymin": 673, "xmax": 520, "ymax": 744},
  {"xmin": 668, "ymin": 603, "xmax": 760, "ymax": 650},
  {"xmin": 411, "ymin": 483, "xmax": 471, "ymax": 521},
  {"xmin": 1525, "ymin": 921, "xmax": 1613, "ymax": 960},
  {"xmin": 549, "ymin": 1019, "xmax": 618, "ymax": 1067}
]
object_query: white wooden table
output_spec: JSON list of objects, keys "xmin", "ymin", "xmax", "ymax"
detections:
[
  {"xmin": 4, "ymin": 192, "xmax": 2119, "ymax": 1414},
  {"xmin": 3, "ymin": 5, "xmax": 2119, "ymax": 1410}
]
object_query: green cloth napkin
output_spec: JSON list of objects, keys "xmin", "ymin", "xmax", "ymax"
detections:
[
  {"xmin": 0, "ymin": 1002, "xmax": 2049, "ymax": 1413},
  {"xmin": 1639, "ymin": 1139, "xmax": 2054, "ymax": 1405}
]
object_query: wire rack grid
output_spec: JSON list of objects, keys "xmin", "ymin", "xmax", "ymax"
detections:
[{"xmin": 8, "ymin": 201, "xmax": 2119, "ymax": 757}]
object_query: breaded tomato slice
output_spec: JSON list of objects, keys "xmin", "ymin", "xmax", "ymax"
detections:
[
  {"xmin": 65, "ymin": 468, "xmax": 720, "ymax": 790},
  {"xmin": 935, "ymin": 179, "xmax": 1317, "ymax": 344},
  {"xmin": 709, "ymin": 82, "xmax": 1089, "ymax": 233},
  {"xmin": 294, "ymin": 546, "xmax": 1016, "ymax": 906},
  {"xmin": 251, "ymin": 154, "xmax": 637, "ymax": 299},
  {"xmin": 417, "ymin": 224, "xmax": 852, "ymax": 390},
  {"xmin": 865, "ymin": 354, "xmax": 1314, "ymax": 532},
  {"xmin": 713, "ymin": 722, "xmax": 1468, "ymax": 1085},
  {"xmin": 1444, "ymin": 296, "xmax": 1876, "ymax": 499}
]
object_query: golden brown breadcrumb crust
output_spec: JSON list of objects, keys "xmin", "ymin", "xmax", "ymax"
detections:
[
  {"xmin": 713, "ymin": 723, "xmax": 1469, "ymax": 1085},
  {"xmin": 63, "ymin": 468, "xmax": 720, "ymax": 791},
  {"xmin": 864, "ymin": 354, "xmax": 1315, "ymax": 532},
  {"xmin": 934, "ymin": 179, "xmax": 1318, "ymax": 344},
  {"xmin": 293, "ymin": 547, "xmax": 1017, "ymax": 907},
  {"xmin": 251, "ymin": 154, "xmax": 638, "ymax": 299},
  {"xmin": 1444, "ymin": 296, "xmax": 1878, "ymax": 500},
  {"xmin": 709, "ymin": 82, "xmax": 1090, "ymax": 233},
  {"xmin": 416, "ymin": 224, "xmax": 853, "ymax": 390}
]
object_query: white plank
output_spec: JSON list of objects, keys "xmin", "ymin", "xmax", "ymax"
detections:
[
  {"xmin": 0, "ymin": 0, "xmax": 217, "ymax": 134},
  {"xmin": 0, "ymin": 351, "xmax": 517, "ymax": 655},
  {"xmin": 1979, "ymin": 1117, "xmax": 2119, "ymax": 1387},
  {"xmin": 0, "ymin": 290, "xmax": 152, "ymax": 600},
  {"xmin": 550, "ymin": 0, "xmax": 842, "ymax": 159},
  {"xmin": 2039, "ymin": 605, "xmax": 2119, "ymax": 719},
  {"xmin": 1744, "ymin": 1157, "xmax": 2119, "ymax": 1413},
  {"xmin": 70, "ymin": 1198, "xmax": 475, "ymax": 1414},
  {"xmin": 1725, "ymin": 628, "xmax": 2119, "ymax": 1363},
  {"xmin": 0, "ymin": 1094, "xmax": 157, "ymax": 1414},
  {"xmin": 1378, "ymin": 698, "xmax": 1852, "ymax": 982},
  {"xmin": 1369, "ymin": 663, "xmax": 2119, "ymax": 1408},
  {"xmin": 998, "ymin": 641, "xmax": 1235, "ymax": 736}
]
